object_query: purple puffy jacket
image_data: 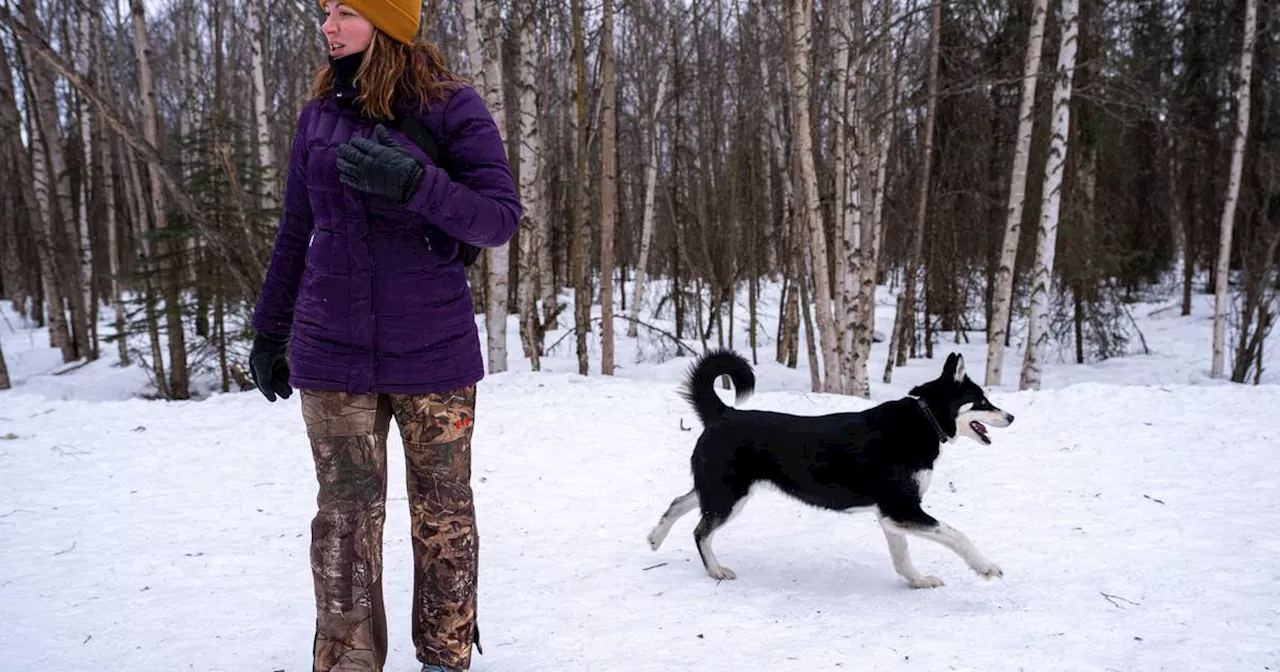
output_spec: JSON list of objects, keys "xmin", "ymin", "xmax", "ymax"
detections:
[{"xmin": 252, "ymin": 84, "xmax": 521, "ymax": 394}]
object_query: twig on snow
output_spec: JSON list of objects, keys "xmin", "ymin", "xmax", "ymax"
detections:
[
  {"xmin": 55, "ymin": 541, "xmax": 77, "ymax": 556},
  {"xmin": 642, "ymin": 562, "xmax": 668, "ymax": 572},
  {"xmin": 1101, "ymin": 592, "xmax": 1140, "ymax": 608}
]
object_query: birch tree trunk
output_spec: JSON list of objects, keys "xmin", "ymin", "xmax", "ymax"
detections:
[
  {"xmin": 22, "ymin": 1, "xmax": 90, "ymax": 362},
  {"xmin": 985, "ymin": 0, "xmax": 1048, "ymax": 387},
  {"xmin": 90, "ymin": 2, "xmax": 128, "ymax": 366},
  {"xmin": 515, "ymin": 1, "xmax": 545, "ymax": 371},
  {"xmin": 179, "ymin": 0, "xmax": 200, "ymax": 291},
  {"xmin": 786, "ymin": 0, "xmax": 841, "ymax": 393},
  {"xmin": 628, "ymin": 66, "xmax": 668, "ymax": 338},
  {"xmin": 1211, "ymin": 0, "xmax": 1257, "ymax": 379},
  {"xmin": 571, "ymin": 0, "xmax": 590, "ymax": 375},
  {"xmin": 1020, "ymin": 0, "xmax": 1080, "ymax": 391},
  {"xmin": 600, "ymin": 0, "xmax": 617, "ymax": 375},
  {"xmin": 3, "ymin": 44, "xmax": 72, "ymax": 361},
  {"xmin": 132, "ymin": 0, "xmax": 189, "ymax": 399},
  {"xmin": 833, "ymin": 0, "xmax": 860, "ymax": 395},
  {"xmin": 74, "ymin": 5, "xmax": 96, "ymax": 357},
  {"xmin": 463, "ymin": 0, "xmax": 512, "ymax": 373},
  {"xmin": 849, "ymin": 0, "xmax": 895, "ymax": 398},
  {"xmin": 885, "ymin": 0, "xmax": 941, "ymax": 384},
  {"xmin": 247, "ymin": 0, "xmax": 277, "ymax": 209}
]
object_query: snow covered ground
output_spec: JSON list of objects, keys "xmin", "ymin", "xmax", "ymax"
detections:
[{"xmin": 2, "ymin": 281, "xmax": 1278, "ymax": 671}]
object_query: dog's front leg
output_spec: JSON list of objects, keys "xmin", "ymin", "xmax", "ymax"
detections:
[
  {"xmin": 878, "ymin": 518, "xmax": 944, "ymax": 589},
  {"xmin": 882, "ymin": 509, "xmax": 1002, "ymax": 581}
]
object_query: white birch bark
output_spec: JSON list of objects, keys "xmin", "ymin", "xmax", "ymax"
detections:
[
  {"xmin": 600, "ymin": 0, "xmax": 617, "ymax": 375},
  {"xmin": 628, "ymin": 65, "xmax": 668, "ymax": 338},
  {"xmin": 786, "ymin": 0, "xmax": 841, "ymax": 393},
  {"xmin": 464, "ymin": 0, "xmax": 513, "ymax": 373},
  {"xmin": 91, "ymin": 12, "xmax": 128, "ymax": 366},
  {"xmin": 1020, "ymin": 0, "xmax": 1079, "ymax": 391},
  {"xmin": 514, "ymin": 2, "xmax": 544, "ymax": 370},
  {"xmin": 986, "ymin": 0, "xmax": 1048, "ymax": 387},
  {"xmin": 132, "ymin": 0, "xmax": 189, "ymax": 397},
  {"xmin": 247, "ymin": 0, "xmax": 277, "ymax": 209},
  {"xmin": 74, "ymin": 7, "xmax": 95, "ymax": 324},
  {"xmin": 832, "ymin": 0, "xmax": 858, "ymax": 394},
  {"xmin": 1211, "ymin": 0, "xmax": 1257, "ymax": 379}
]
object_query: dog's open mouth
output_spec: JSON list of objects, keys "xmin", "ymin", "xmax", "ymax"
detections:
[{"xmin": 970, "ymin": 421, "xmax": 991, "ymax": 444}]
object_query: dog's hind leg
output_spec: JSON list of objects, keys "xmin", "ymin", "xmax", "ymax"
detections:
[
  {"xmin": 693, "ymin": 514, "xmax": 734, "ymax": 580},
  {"xmin": 879, "ymin": 517, "xmax": 944, "ymax": 589},
  {"xmin": 881, "ymin": 507, "xmax": 1002, "ymax": 581},
  {"xmin": 693, "ymin": 491, "xmax": 751, "ymax": 581},
  {"xmin": 647, "ymin": 489, "xmax": 699, "ymax": 550}
]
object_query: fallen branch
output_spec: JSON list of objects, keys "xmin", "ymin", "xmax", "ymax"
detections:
[
  {"xmin": 642, "ymin": 562, "xmax": 668, "ymax": 572},
  {"xmin": 546, "ymin": 315, "xmax": 701, "ymax": 358},
  {"xmin": 1101, "ymin": 592, "xmax": 1140, "ymax": 609},
  {"xmin": 1121, "ymin": 303, "xmax": 1151, "ymax": 355}
]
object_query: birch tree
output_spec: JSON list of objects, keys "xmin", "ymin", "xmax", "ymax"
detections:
[
  {"xmin": 786, "ymin": 0, "xmax": 840, "ymax": 393},
  {"xmin": 132, "ymin": 0, "xmax": 190, "ymax": 399},
  {"xmin": 600, "ymin": 0, "xmax": 618, "ymax": 375},
  {"xmin": 462, "ymin": 0, "xmax": 513, "ymax": 374},
  {"xmin": 514, "ymin": 0, "xmax": 547, "ymax": 371},
  {"xmin": 74, "ymin": 4, "xmax": 97, "ymax": 355},
  {"xmin": 571, "ymin": 0, "xmax": 590, "ymax": 375},
  {"xmin": 1211, "ymin": 0, "xmax": 1257, "ymax": 379},
  {"xmin": 22, "ymin": 0, "xmax": 91, "ymax": 363},
  {"xmin": 91, "ymin": 5, "xmax": 129, "ymax": 366},
  {"xmin": 1020, "ymin": 0, "xmax": 1079, "ymax": 391},
  {"xmin": 832, "ymin": 0, "xmax": 858, "ymax": 394},
  {"xmin": 849, "ymin": 0, "xmax": 897, "ymax": 398},
  {"xmin": 986, "ymin": 0, "xmax": 1048, "ymax": 387},
  {"xmin": 247, "ymin": 0, "xmax": 277, "ymax": 208},
  {"xmin": 627, "ymin": 61, "xmax": 668, "ymax": 338}
]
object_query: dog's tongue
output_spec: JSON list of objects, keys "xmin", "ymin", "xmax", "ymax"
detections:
[{"xmin": 970, "ymin": 421, "xmax": 989, "ymax": 441}]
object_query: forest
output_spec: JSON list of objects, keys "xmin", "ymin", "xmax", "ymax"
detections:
[{"xmin": 0, "ymin": 0, "xmax": 1275, "ymax": 399}]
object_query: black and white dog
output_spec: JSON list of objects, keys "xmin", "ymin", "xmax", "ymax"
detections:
[{"xmin": 646, "ymin": 349, "xmax": 1014, "ymax": 588}]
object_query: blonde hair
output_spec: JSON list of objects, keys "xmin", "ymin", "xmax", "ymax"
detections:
[{"xmin": 310, "ymin": 30, "xmax": 464, "ymax": 120}]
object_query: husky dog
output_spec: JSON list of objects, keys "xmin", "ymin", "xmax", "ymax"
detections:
[{"xmin": 646, "ymin": 349, "xmax": 1014, "ymax": 588}]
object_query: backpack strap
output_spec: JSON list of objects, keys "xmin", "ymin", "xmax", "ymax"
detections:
[
  {"xmin": 389, "ymin": 116, "xmax": 448, "ymax": 175},
  {"xmin": 388, "ymin": 115, "xmax": 482, "ymax": 268}
]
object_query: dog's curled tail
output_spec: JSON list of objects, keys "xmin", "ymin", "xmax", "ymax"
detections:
[{"xmin": 680, "ymin": 348, "xmax": 756, "ymax": 425}]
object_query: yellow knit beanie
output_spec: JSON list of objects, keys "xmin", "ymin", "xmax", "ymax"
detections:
[{"xmin": 320, "ymin": 0, "xmax": 421, "ymax": 45}]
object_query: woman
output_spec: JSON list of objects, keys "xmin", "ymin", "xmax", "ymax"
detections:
[{"xmin": 248, "ymin": 1, "xmax": 520, "ymax": 671}]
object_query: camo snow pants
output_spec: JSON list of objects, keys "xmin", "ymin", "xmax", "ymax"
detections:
[{"xmin": 301, "ymin": 386, "xmax": 480, "ymax": 672}]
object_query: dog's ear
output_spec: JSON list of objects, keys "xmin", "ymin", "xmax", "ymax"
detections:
[
  {"xmin": 941, "ymin": 353, "xmax": 966, "ymax": 382},
  {"xmin": 942, "ymin": 352, "xmax": 963, "ymax": 382}
]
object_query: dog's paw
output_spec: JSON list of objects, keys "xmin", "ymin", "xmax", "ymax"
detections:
[
  {"xmin": 645, "ymin": 530, "xmax": 663, "ymax": 550},
  {"xmin": 973, "ymin": 563, "xmax": 1003, "ymax": 579},
  {"xmin": 907, "ymin": 575, "xmax": 945, "ymax": 589},
  {"xmin": 707, "ymin": 566, "xmax": 737, "ymax": 581}
]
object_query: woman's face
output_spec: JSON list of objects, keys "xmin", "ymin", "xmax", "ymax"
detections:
[{"xmin": 321, "ymin": 2, "xmax": 374, "ymax": 59}]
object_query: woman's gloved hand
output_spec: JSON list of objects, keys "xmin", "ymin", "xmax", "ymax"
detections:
[
  {"xmin": 249, "ymin": 332, "xmax": 293, "ymax": 402},
  {"xmin": 337, "ymin": 124, "xmax": 425, "ymax": 204}
]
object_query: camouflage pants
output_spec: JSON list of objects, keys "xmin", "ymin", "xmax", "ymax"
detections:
[{"xmin": 301, "ymin": 386, "xmax": 480, "ymax": 672}]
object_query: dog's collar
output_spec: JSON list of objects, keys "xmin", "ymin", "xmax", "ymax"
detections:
[{"xmin": 916, "ymin": 398, "xmax": 951, "ymax": 443}]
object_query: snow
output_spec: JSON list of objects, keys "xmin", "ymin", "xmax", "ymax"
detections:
[{"xmin": 2, "ymin": 281, "xmax": 1278, "ymax": 671}]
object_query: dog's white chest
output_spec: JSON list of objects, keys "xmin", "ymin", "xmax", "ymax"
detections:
[{"xmin": 914, "ymin": 469, "xmax": 934, "ymax": 496}]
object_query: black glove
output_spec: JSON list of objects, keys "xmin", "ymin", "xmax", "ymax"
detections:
[
  {"xmin": 249, "ymin": 332, "xmax": 293, "ymax": 402},
  {"xmin": 337, "ymin": 124, "xmax": 425, "ymax": 204}
]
